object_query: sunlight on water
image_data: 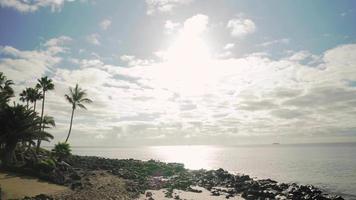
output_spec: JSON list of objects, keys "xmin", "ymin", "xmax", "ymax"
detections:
[
  {"xmin": 149, "ymin": 145, "xmax": 220, "ymax": 169},
  {"xmin": 71, "ymin": 143, "xmax": 356, "ymax": 199}
]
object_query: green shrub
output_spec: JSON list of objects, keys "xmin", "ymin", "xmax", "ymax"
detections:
[
  {"xmin": 51, "ymin": 142, "xmax": 71, "ymax": 161},
  {"xmin": 37, "ymin": 158, "xmax": 56, "ymax": 172}
]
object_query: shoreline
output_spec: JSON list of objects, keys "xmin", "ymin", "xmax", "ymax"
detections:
[{"xmin": 0, "ymin": 154, "xmax": 347, "ymax": 200}]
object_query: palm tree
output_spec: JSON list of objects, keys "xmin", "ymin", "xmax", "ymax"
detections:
[
  {"xmin": 52, "ymin": 142, "xmax": 71, "ymax": 161},
  {"xmin": 35, "ymin": 76, "xmax": 54, "ymax": 152},
  {"xmin": 27, "ymin": 88, "xmax": 42, "ymax": 112},
  {"xmin": 19, "ymin": 88, "xmax": 31, "ymax": 109},
  {"xmin": 0, "ymin": 104, "xmax": 54, "ymax": 166},
  {"xmin": 64, "ymin": 84, "xmax": 92, "ymax": 143},
  {"xmin": 0, "ymin": 72, "xmax": 14, "ymax": 107}
]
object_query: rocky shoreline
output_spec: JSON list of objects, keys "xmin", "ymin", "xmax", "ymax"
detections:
[{"xmin": 3, "ymin": 155, "xmax": 345, "ymax": 200}]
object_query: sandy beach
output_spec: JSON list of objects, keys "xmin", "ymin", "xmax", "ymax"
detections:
[
  {"xmin": 0, "ymin": 171, "xmax": 68, "ymax": 199},
  {"xmin": 138, "ymin": 186, "xmax": 244, "ymax": 200}
]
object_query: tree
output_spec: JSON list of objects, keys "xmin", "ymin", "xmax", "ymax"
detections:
[
  {"xmin": 0, "ymin": 72, "xmax": 14, "ymax": 107},
  {"xmin": 27, "ymin": 88, "xmax": 42, "ymax": 112},
  {"xmin": 64, "ymin": 84, "xmax": 92, "ymax": 143},
  {"xmin": 0, "ymin": 104, "xmax": 54, "ymax": 166},
  {"xmin": 19, "ymin": 88, "xmax": 31, "ymax": 109},
  {"xmin": 52, "ymin": 142, "xmax": 71, "ymax": 161},
  {"xmin": 35, "ymin": 77, "xmax": 54, "ymax": 152}
]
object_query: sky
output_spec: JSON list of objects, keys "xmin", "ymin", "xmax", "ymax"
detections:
[{"xmin": 1, "ymin": 0, "xmax": 356, "ymax": 146}]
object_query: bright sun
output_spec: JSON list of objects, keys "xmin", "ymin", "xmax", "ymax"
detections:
[
  {"xmin": 154, "ymin": 14, "xmax": 216, "ymax": 96},
  {"xmin": 164, "ymin": 28, "xmax": 211, "ymax": 66}
]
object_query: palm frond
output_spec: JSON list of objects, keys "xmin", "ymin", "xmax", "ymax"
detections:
[
  {"xmin": 65, "ymin": 94, "xmax": 74, "ymax": 104},
  {"xmin": 43, "ymin": 115, "xmax": 56, "ymax": 127},
  {"xmin": 80, "ymin": 98, "xmax": 93, "ymax": 104},
  {"xmin": 65, "ymin": 84, "xmax": 92, "ymax": 110},
  {"xmin": 77, "ymin": 103, "xmax": 87, "ymax": 110}
]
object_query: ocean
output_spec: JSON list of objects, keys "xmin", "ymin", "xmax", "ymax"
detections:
[{"xmin": 71, "ymin": 143, "xmax": 356, "ymax": 199}]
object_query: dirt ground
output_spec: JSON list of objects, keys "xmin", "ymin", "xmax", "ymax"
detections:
[
  {"xmin": 52, "ymin": 170, "xmax": 131, "ymax": 200},
  {"xmin": 0, "ymin": 171, "xmax": 68, "ymax": 199}
]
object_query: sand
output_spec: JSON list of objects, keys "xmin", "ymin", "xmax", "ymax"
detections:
[
  {"xmin": 138, "ymin": 186, "xmax": 244, "ymax": 200},
  {"xmin": 0, "ymin": 171, "xmax": 68, "ymax": 199},
  {"xmin": 52, "ymin": 170, "xmax": 131, "ymax": 200}
]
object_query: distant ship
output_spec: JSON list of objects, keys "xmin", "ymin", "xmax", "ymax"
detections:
[{"xmin": 272, "ymin": 143, "xmax": 280, "ymax": 145}]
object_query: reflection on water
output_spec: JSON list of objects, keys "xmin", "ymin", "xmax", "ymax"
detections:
[{"xmin": 149, "ymin": 145, "xmax": 220, "ymax": 169}]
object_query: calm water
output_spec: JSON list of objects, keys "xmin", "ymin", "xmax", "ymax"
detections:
[{"xmin": 71, "ymin": 143, "xmax": 356, "ymax": 199}]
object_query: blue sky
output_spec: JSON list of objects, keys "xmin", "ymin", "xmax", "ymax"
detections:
[
  {"xmin": 1, "ymin": 0, "xmax": 355, "ymax": 59},
  {"xmin": 1, "ymin": 0, "xmax": 356, "ymax": 146}
]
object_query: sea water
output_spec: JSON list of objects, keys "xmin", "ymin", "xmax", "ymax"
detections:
[{"xmin": 71, "ymin": 143, "xmax": 356, "ymax": 199}]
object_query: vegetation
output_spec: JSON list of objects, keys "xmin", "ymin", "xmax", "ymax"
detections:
[
  {"xmin": 0, "ymin": 103, "xmax": 54, "ymax": 166},
  {"xmin": 37, "ymin": 158, "xmax": 56, "ymax": 172},
  {"xmin": 19, "ymin": 87, "xmax": 42, "ymax": 111},
  {"xmin": 0, "ymin": 71, "xmax": 91, "ymax": 169},
  {"xmin": 64, "ymin": 84, "xmax": 92, "ymax": 143},
  {"xmin": 35, "ymin": 76, "xmax": 55, "ymax": 153},
  {"xmin": 19, "ymin": 88, "xmax": 30, "ymax": 108},
  {"xmin": 28, "ymin": 87, "xmax": 42, "ymax": 112},
  {"xmin": 52, "ymin": 142, "xmax": 71, "ymax": 161},
  {"xmin": 0, "ymin": 72, "xmax": 14, "ymax": 107}
]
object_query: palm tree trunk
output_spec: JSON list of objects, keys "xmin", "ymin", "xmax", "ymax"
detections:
[
  {"xmin": 34, "ymin": 100, "xmax": 36, "ymax": 112},
  {"xmin": 3, "ymin": 141, "xmax": 17, "ymax": 166},
  {"xmin": 65, "ymin": 107, "xmax": 75, "ymax": 143},
  {"xmin": 26, "ymin": 101, "xmax": 29, "ymax": 109},
  {"xmin": 36, "ymin": 91, "xmax": 45, "ymax": 153}
]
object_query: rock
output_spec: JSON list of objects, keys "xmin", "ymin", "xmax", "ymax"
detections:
[
  {"xmin": 187, "ymin": 187, "xmax": 202, "ymax": 193},
  {"xmin": 16, "ymin": 154, "xmax": 345, "ymax": 200},
  {"xmin": 225, "ymin": 193, "xmax": 234, "ymax": 199},
  {"xmin": 326, "ymin": 195, "xmax": 345, "ymax": 200},
  {"xmin": 246, "ymin": 194, "xmax": 256, "ymax": 200},
  {"xmin": 237, "ymin": 175, "xmax": 251, "ymax": 182},
  {"xmin": 275, "ymin": 194, "xmax": 287, "ymax": 200},
  {"xmin": 146, "ymin": 191, "xmax": 153, "ymax": 197},
  {"xmin": 211, "ymin": 190, "xmax": 220, "ymax": 196},
  {"xmin": 70, "ymin": 172, "xmax": 81, "ymax": 180},
  {"xmin": 22, "ymin": 194, "xmax": 53, "ymax": 200},
  {"xmin": 70, "ymin": 181, "xmax": 83, "ymax": 190}
]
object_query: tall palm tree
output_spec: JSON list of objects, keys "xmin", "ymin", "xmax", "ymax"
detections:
[
  {"xmin": 0, "ymin": 72, "xmax": 14, "ymax": 107},
  {"xmin": 27, "ymin": 88, "xmax": 42, "ymax": 112},
  {"xmin": 35, "ymin": 76, "xmax": 54, "ymax": 152},
  {"xmin": 64, "ymin": 84, "xmax": 92, "ymax": 143}
]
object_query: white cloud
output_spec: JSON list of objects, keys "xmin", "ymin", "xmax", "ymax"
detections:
[
  {"xmin": 260, "ymin": 38, "xmax": 290, "ymax": 47},
  {"xmin": 120, "ymin": 54, "xmax": 154, "ymax": 66},
  {"xmin": 145, "ymin": 0, "xmax": 194, "ymax": 15},
  {"xmin": 158, "ymin": 14, "xmax": 210, "ymax": 64},
  {"xmin": 3, "ymin": 34, "xmax": 356, "ymax": 145},
  {"xmin": 0, "ymin": 0, "xmax": 76, "ymax": 13},
  {"xmin": 224, "ymin": 43, "xmax": 235, "ymax": 50},
  {"xmin": 218, "ymin": 43, "xmax": 235, "ymax": 58},
  {"xmin": 227, "ymin": 17, "xmax": 256, "ymax": 37},
  {"xmin": 288, "ymin": 51, "xmax": 311, "ymax": 61},
  {"xmin": 183, "ymin": 14, "xmax": 209, "ymax": 36},
  {"xmin": 86, "ymin": 34, "xmax": 100, "ymax": 45},
  {"xmin": 99, "ymin": 19, "xmax": 111, "ymax": 30},
  {"xmin": 44, "ymin": 36, "xmax": 72, "ymax": 54},
  {"xmin": 164, "ymin": 20, "xmax": 180, "ymax": 34},
  {"xmin": 0, "ymin": 36, "xmax": 71, "ymax": 82},
  {"xmin": 54, "ymin": 67, "xmax": 111, "ymax": 87}
]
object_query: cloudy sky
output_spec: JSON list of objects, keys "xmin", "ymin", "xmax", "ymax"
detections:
[{"xmin": 1, "ymin": 0, "xmax": 356, "ymax": 146}]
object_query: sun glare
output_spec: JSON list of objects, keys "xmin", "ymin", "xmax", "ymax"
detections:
[
  {"xmin": 149, "ymin": 146, "xmax": 220, "ymax": 169},
  {"xmin": 164, "ymin": 29, "xmax": 212, "ymax": 66},
  {"xmin": 154, "ymin": 14, "xmax": 216, "ymax": 96}
]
